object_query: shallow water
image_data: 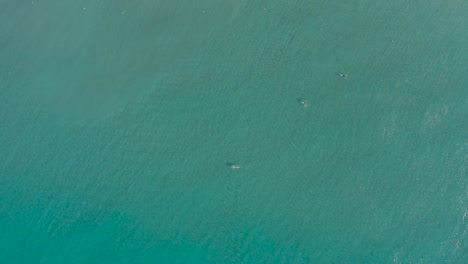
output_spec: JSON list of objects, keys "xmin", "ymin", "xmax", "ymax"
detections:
[{"xmin": 1, "ymin": 0, "xmax": 467, "ymax": 263}]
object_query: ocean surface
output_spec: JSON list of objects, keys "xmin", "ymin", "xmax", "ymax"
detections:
[{"xmin": 1, "ymin": 0, "xmax": 467, "ymax": 263}]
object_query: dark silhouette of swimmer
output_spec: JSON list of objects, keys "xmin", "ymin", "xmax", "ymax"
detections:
[
  {"xmin": 339, "ymin": 73, "xmax": 349, "ymax": 79},
  {"xmin": 226, "ymin": 162, "xmax": 240, "ymax": 169},
  {"xmin": 296, "ymin": 98, "xmax": 308, "ymax": 107}
]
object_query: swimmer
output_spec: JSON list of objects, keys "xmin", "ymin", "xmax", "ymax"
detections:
[
  {"xmin": 297, "ymin": 98, "xmax": 308, "ymax": 107},
  {"xmin": 339, "ymin": 73, "xmax": 349, "ymax": 79},
  {"xmin": 226, "ymin": 162, "xmax": 240, "ymax": 170}
]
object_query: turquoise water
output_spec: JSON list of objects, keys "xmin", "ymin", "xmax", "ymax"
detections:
[{"xmin": 1, "ymin": 0, "xmax": 467, "ymax": 263}]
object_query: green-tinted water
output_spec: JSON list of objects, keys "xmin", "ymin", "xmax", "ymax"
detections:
[{"xmin": 1, "ymin": 0, "xmax": 467, "ymax": 263}]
